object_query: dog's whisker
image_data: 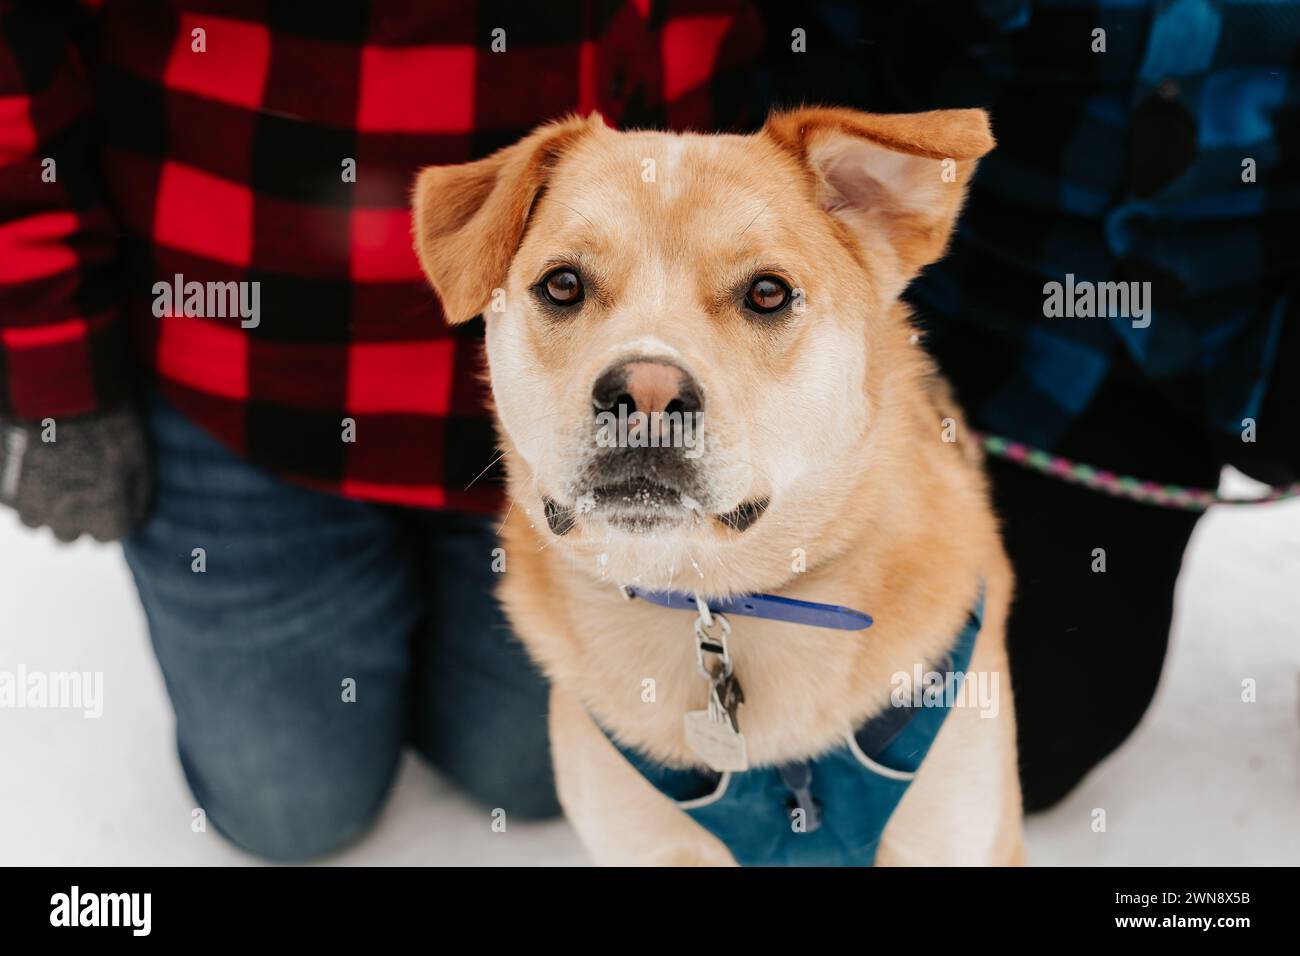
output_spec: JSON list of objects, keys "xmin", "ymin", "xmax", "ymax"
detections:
[
  {"xmin": 495, "ymin": 490, "xmax": 522, "ymax": 536},
  {"xmin": 463, "ymin": 449, "xmax": 507, "ymax": 491},
  {"xmin": 735, "ymin": 200, "xmax": 771, "ymax": 241},
  {"xmin": 550, "ymin": 199, "xmax": 595, "ymax": 230},
  {"xmin": 466, "ymin": 408, "xmax": 576, "ymax": 494}
]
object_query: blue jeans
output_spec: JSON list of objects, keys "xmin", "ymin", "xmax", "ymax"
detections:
[{"xmin": 122, "ymin": 391, "xmax": 558, "ymax": 860}]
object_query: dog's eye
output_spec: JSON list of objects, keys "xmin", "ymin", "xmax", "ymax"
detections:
[
  {"xmin": 540, "ymin": 268, "xmax": 584, "ymax": 307},
  {"xmin": 745, "ymin": 276, "xmax": 791, "ymax": 314}
]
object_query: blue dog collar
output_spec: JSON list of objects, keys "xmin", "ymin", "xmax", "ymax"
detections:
[{"xmin": 622, "ymin": 586, "xmax": 872, "ymax": 631}]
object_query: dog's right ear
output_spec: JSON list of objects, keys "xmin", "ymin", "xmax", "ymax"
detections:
[
  {"xmin": 763, "ymin": 108, "xmax": 994, "ymax": 295},
  {"xmin": 412, "ymin": 114, "xmax": 599, "ymax": 324}
]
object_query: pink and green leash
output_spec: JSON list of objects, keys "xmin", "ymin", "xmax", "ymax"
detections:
[{"xmin": 972, "ymin": 431, "xmax": 1300, "ymax": 512}]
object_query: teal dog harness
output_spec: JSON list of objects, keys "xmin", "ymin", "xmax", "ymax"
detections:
[{"xmin": 606, "ymin": 587, "xmax": 984, "ymax": 866}]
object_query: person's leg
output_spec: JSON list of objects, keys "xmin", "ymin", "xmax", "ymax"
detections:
[
  {"xmin": 123, "ymin": 390, "xmax": 422, "ymax": 860},
  {"xmin": 407, "ymin": 510, "xmax": 561, "ymax": 820},
  {"xmin": 978, "ymin": 366, "xmax": 1224, "ymax": 811},
  {"xmin": 989, "ymin": 454, "xmax": 1207, "ymax": 812}
]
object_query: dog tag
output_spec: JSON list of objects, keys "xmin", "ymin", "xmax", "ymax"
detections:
[{"xmin": 684, "ymin": 709, "xmax": 749, "ymax": 772}]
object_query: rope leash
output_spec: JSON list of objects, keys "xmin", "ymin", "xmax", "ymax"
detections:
[{"xmin": 972, "ymin": 431, "xmax": 1300, "ymax": 512}]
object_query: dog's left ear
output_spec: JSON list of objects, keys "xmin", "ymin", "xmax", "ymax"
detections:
[
  {"xmin": 764, "ymin": 107, "xmax": 994, "ymax": 289},
  {"xmin": 412, "ymin": 113, "xmax": 599, "ymax": 323}
]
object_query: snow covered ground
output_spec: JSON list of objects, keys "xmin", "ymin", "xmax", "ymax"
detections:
[{"xmin": 2, "ymin": 469, "xmax": 1297, "ymax": 866}]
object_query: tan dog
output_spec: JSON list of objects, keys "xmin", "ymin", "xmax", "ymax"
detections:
[{"xmin": 413, "ymin": 108, "xmax": 1022, "ymax": 866}]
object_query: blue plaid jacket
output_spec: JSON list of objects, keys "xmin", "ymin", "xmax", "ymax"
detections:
[{"xmin": 754, "ymin": 0, "xmax": 1299, "ymax": 481}]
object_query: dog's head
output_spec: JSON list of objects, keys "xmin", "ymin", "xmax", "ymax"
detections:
[{"xmin": 413, "ymin": 108, "xmax": 992, "ymax": 584}]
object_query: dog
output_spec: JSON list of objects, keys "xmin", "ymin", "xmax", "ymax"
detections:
[{"xmin": 413, "ymin": 107, "xmax": 1022, "ymax": 866}]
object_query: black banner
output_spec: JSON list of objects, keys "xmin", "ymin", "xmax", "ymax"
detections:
[{"xmin": 0, "ymin": 866, "xmax": 1278, "ymax": 941}]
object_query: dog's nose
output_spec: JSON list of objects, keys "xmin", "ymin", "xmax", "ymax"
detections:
[{"xmin": 592, "ymin": 360, "xmax": 703, "ymax": 417}]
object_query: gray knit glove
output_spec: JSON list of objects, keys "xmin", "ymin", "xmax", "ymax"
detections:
[{"xmin": 0, "ymin": 407, "xmax": 151, "ymax": 543}]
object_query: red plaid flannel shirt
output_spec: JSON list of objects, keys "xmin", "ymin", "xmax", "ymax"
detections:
[{"xmin": 0, "ymin": 0, "xmax": 763, "ymax": 511}]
